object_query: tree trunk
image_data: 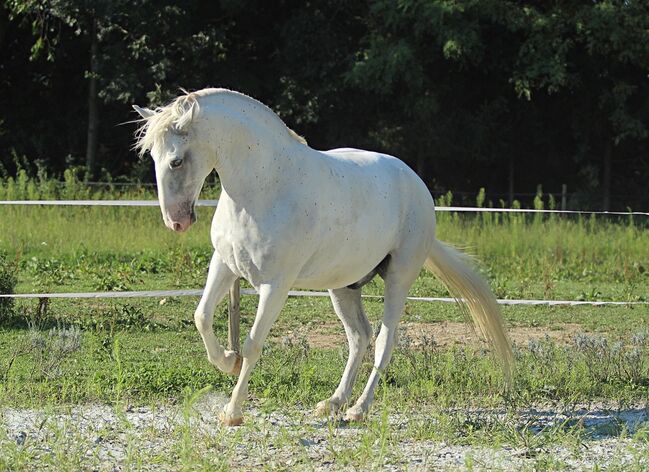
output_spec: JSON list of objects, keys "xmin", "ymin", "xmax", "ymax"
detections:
[
  {"xmin": 85, "ymin": 17, "xmax": 99, "ymax": 179},
  {"xmin": 602, "ymin": 141, "xmax": 612, "ymax": 211}
]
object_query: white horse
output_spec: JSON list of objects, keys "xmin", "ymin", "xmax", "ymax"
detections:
[{"xmin": 133, "ymin": 88, "xmax": 512, "ymax": 426}]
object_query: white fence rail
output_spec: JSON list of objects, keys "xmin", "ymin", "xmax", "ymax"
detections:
[
  {"xmin": 1, "ymin": 199, "xmax": 648, "ymax": 216},
  {"xmin": 0, "ymin": 288, "xmax": 646, "ymax": 306}
]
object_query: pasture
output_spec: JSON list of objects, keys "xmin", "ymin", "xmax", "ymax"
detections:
[{"xmin": 1, "ymin": 175, "xmax": 648, "ymax": 470}]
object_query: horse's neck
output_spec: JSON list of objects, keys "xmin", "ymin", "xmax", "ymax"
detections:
[
  {"xmin": 212, "ymin": 122, "xmax": 300, "ymax": 205},
  {"xmin": 198, "ymin": 92, "xmax": 304, "ymax": 203}
]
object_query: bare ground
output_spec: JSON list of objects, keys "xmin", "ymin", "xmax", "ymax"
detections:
[
  {"xmin": 2, "ymin": 396, "xmax": 647, "ymax": 470},
  {"xmin": 282, "ymin": 321, "xmax": 586, "ymax": 350}
]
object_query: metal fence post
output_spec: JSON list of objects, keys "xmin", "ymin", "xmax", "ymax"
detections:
[{"xmin": 227, "ymin": 278, "xmax": 241, "ymax": 353}]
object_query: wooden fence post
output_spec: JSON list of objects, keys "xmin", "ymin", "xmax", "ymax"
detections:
[{"xmin": 227, "ymin": 278, "xmax": 241, "ymax": 353}]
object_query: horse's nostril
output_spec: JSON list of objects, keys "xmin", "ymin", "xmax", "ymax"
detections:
[{"xmin": 173, "ymin": 222, "xmax": 182, "ymax": 231}]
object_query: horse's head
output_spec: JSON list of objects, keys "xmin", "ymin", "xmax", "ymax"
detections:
[{"xmin": 133, "ymin": 94, "xmax": 214, "ymax": 232}]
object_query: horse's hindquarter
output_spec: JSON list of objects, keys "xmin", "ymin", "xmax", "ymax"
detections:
[{"xmin": 212, "ymin": 147, "xmax": 433, "ymax": 289}]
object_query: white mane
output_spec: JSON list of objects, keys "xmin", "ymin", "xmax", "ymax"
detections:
[
  {"xmin": 134, "ymin": 88, "xmax": 306, "ymax": 158},
  {"xmin": 134, "ymin": 91, "xmax": 200, "ymax": 158}
]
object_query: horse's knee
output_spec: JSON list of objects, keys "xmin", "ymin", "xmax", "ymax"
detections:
[
  {"xmin": 194, "ymin": 311, "xmax": 212, "ymax": 333},
  {"xmin": 242, "ymin": 336, "xmax": 263, "ymax": 363}
]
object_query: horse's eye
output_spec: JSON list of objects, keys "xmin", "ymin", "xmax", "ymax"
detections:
[{"xmin": 169, "ymin": 158, "xmax": 183, "ymax": 169}]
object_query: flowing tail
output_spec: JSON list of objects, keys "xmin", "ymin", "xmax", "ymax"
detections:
[{"xmin": 425, "ymin": 239, "xmax": 514, "ymax": 386}]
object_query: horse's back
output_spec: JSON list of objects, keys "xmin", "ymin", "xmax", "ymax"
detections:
[{"xmin": 320, "ymin": 147, "xmax": 433, "ymax": 209}]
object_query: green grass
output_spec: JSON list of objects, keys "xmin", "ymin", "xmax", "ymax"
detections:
[
  {"xmin": 0, "ymin": 176, "xmax": 648, "ymax": 468},
  {"xmin": 2, "ymin": 201, "xmax": 646, "ymax": 300},
  {"xmin": 1, "ymin": 299, "xmax": 648, "ymax": 408},
  {"xmin": 1, "ymin": 173, "xmax": 647, "ymax": 298},
  {"xmin": 0, "ymin": 315, "xmax": 648, "ymax": 469}
]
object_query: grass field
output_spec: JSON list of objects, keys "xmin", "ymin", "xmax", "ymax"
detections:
[{"xmin": 0, "ymin": 174, "xmax": 648, "ymax": 469}]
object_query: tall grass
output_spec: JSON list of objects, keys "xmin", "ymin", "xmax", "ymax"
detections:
[
  {"xmin": 428, "ymin": 190, "xmax": 648, "ymax": 301},
  {"xmin": 0, "ymin": 171, "xmax": 217, "ymax": 256},
  {"xmin": 1, "ymin": 325, "xmax": 647, "ymax": 407},
  {"xmin": 0, "ymin": 167, "xmax": 220, "ymax": 201},
  {"xmin": 0, "ymin": 178, "xmax": 647, "ymax": 300}
]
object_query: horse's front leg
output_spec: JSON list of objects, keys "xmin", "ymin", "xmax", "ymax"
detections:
[
  {"xmin": 221, "ymin": 283, "xmax": 289, "ymax": 426},
  {"xmin": 194, "ymin": 252, "xmax": 241, "ymax": 375}
]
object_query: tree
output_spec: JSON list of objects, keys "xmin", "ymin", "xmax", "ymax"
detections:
[
  {"xmin": 346, "ymin": 0, "xmax": 649, "ymax": 209},
  {"xmin": 7, "ymin": 1, "xmax": 114, "ymax": 177},
  {"xmin": 507, "ymin": 0, "xmax": 649, "ymax": 210},
  {"xmin": 1, "ymin": 0, "xmax": 648, "ymax": 209}
]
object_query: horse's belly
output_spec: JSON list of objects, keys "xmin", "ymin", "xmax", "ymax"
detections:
[
  {"xmin": 293, "ymin": 266, "xmax": 372, "ymax": 290},
  {"xmin": 293, "ymin": 235, "xmax": 394, "ymax": 290},
  {"xmin": 293, "ymin": 195, "xmax": 415, "ymax": 289}
]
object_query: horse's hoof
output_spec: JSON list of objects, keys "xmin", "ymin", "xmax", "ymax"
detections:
[
  {"xmin": 315, "ymin": 399, "xmax": 344, "ymax": 417},
  {"xmin": 315, "ymin": 399, "xmax": 333, "ymax": 417},
  {"xmin": 230, "ymin": 354, "xmax": 243, "ymax": 376},
  {"xmin": 219, "ymin": 411, "xmax": 244, "ymax": 426},
  {"xmin": 343, "ymin": 406, "xmax": 365, "ymax": 423}
]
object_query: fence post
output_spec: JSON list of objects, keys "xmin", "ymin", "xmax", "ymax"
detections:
[
  {"xmin": 561, "ymin": 184, "xmax": 567, "ymax": 211},
  {"xmin": 227, "ymin": 278, "xmax": 241, "ymax": 353}
]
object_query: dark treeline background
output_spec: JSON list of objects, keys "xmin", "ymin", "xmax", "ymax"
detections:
[{"xmin": 1, "ymin": 0, "xmax": 648, "ymax": 210}]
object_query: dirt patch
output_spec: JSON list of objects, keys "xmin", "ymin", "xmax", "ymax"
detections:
[
  {"xmin": 283, "ymin": 321, "xmax": 587, "ymax": 350},
  {"xmin": 401, "ymin": 321, "xmax": 585, "ymax": 348}
]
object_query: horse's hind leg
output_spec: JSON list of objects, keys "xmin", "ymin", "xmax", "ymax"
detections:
[
  {"xmin": 315, "ymin": 287, "xmax": 372, "ymax": 417},
  {"xmin": 344, "ymin": 260, "xmax": 421, "ymax": 422},
  {"xmin": 194, "ymin": 251, "xmax": 240, "ymax": 375}
]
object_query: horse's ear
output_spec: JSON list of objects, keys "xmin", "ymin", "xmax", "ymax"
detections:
[{"xmin": 133, "ymin": 105, "xmax": 155, "ymax": 119}]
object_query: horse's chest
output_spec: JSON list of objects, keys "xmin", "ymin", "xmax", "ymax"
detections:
[
  {"xmin": 216, "ymin": 239, "xmax": 260, "ymax": 283},
  {"xmin": 212, "ymin": 213, "xmax": 293, "ymax": 286},
  {"xmin": 211, "ymin": 223, "xmax": 262, "ymax": 280}
]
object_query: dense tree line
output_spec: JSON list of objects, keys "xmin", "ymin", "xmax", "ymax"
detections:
[{"xmin": 1, "ymin": 0, "xmax": 648, "ymax": 210}]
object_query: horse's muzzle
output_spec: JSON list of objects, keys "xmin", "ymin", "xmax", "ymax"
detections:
[
  {"xmin": 167, "ymin": 204, "xmax": 197, "ymax": 232},
  {"xmin": 171, "ymin": 220, "xmax": 191, "ymax": 232}
]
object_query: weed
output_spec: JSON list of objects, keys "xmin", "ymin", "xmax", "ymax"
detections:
[
  {"xmin": 25, "ymin": 257, "xmax": 73, "ymax": 290},
  {"xmin": 573, "ymin": 332, "xmax": 649, "ymax": 386},
  {"xmin": 111, "ymin": 304, "xmax": 159, "ymax": 331},
  {"xmin": 177, "ymin": 385, "xmax": 213, "ymax": 466},
  {"xmin": 24, "ymin": 297, "xmax": 50, "ymax": 330},
  {"xmin": 1, "ymin": 336, "xmax": 34, "ymax": 384},
  {"xmin": 113, "ymin": 336, "xmax": 125, "ymax": 404},
  {"xmin": 27, "ymin": 324, "xmax": 82, "ymax": 380},
  {"xmin": 88, "ymin": 264, "xmax": 141, "ymax": 291},
  {"xmin": 396, "ymin": 326, "xmax": 438, "ymax": 373}
]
